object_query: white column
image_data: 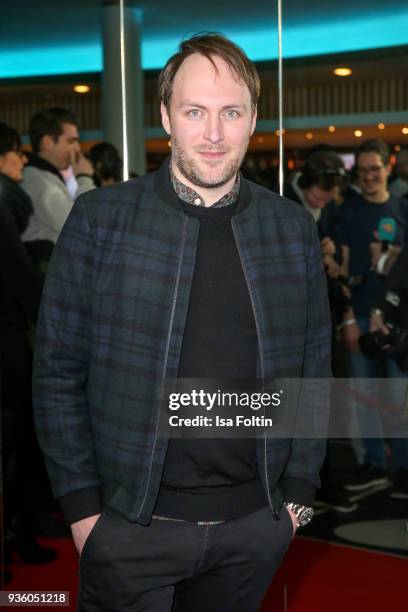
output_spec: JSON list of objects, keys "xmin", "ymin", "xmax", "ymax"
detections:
[{"xmin": 102, "ymin": 1, "xmax": 146, "ymax": 177}]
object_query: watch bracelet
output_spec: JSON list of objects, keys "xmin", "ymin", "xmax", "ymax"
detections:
[{"xmin": 284, "ymin": 502, "xmax": 314, "ymax": 527}]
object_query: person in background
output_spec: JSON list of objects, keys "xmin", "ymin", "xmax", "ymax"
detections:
[
  {"xmin": 338, "ymin": 139, "xmax": 408, "ymax": 492},
  {"xmin": 21, "ymin": 107, "xmax": 95, "ymax": 245},
  {"xmin": 389, "ymin": 148, "xmax": 408, "ymax": 199},
  {"xmin": 0, "ymin": 123, "xmax": 56, "ymax": 583},
  {"xmin": 285, "ymin": 150, "xmax": 346, "ymax": 280},
  {"xmin": 369, "ymin": 243, "xmax": 408, "ymax": 500},
  {"xmin": 89, "ymin": 142, "xmax": 123, "ymax": 187},
  {"xmin": 286, "ymin": 150, "xmax": 358, "ymax": 513},
  {"xmin": 342, "ymin": 164, "xmax": 362, "ymax": 200}
]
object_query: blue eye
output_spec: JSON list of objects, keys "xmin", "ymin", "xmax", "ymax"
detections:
[
  {"xmin": 224, "ymin": 110, "xmax": 239, "ymax": 119},
  {"xmin": 188, "ymin": 109, "xmax": 201, "ymax": 118}
]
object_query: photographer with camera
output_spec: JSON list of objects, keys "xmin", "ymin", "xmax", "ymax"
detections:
[
  {"xmin": 338, "ymin": 139, "xmax": 408, "ymax": 492},
  {"xmin": 368, "ymin": 242, "xmax": 408, "ymax": 374},
  {"xmin": 365, "ymin": 244, "xmax": 408, "ymax": 499}
]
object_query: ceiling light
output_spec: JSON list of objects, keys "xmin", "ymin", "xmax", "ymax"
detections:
[
  {"xmin": 306, "ymin": 132, "xmax": 313, "ymax": 140},
  {"xmin": 73, "ymin": 84, "xmax": 90, "ymax": 93},
  {"xmin": 334, "ymin": 67, "xmax": 352, "ymax": 77},
  {"xmin": 395, "ymin": 145, "xmax": 401, "ymax": 152},
  {"xmin": 377, "ymin": 123, "xmax": 385, "ymax": 130},
  {"xmin": 402, "ymin": 127, "xmax": 408, "ymax": 135},
  {"xmin": 328, "ymin": 126, "xmax": 336, "ymax": 133},
  {"xmin": 354, "ymin": 130, "xmax": 363, "ymax": 137}
]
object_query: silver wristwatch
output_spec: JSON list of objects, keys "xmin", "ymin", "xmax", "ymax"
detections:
[{"xmin": 284, "ymin": 502, "xmax": 314, "ymax": 527}]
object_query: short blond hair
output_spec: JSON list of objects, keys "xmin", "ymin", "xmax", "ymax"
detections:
[{"xmin": 158, "ymin": 32, "xmax": 261, "ymax": 112}]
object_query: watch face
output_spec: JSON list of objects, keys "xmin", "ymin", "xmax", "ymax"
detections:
[{"xmin": 298, "ymin": 507, "xmax": 314, "ymax": 526}]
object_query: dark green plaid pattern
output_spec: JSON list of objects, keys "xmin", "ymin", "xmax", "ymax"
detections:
[{"xmin": 33, "ymin": 165, "xmax": 331, "ymax": 524}]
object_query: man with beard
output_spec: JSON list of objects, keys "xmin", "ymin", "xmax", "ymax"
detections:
[{"xmin": 33, "ymin": 33, "xmax": 331, "ymax": 611}]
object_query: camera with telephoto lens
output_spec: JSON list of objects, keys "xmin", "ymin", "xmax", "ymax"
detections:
[{"xmin": 358, "ymin": 289, "xmax": 408, "ymax": 372}]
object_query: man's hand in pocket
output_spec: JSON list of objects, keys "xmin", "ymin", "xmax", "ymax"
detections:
[{"xmin": 71, "ymin": 513, "xmax": 101, "ymax": 556}]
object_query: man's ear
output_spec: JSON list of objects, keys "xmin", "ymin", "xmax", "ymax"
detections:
[
  {"xmin": 161, "ymin": 102, "xmax": 171, "ymax": 136},
  {"xmin": 40, "ymin": 134, "xmax": 54, "ymax": 152},
  {"xmin": 250, "ymin": 107, "xmax": 257, "ymax": 137}
]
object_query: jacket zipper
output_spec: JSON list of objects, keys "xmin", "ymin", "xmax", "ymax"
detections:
[
  {"xmin": 232, "ymin": 220, "xmax": 279, "ymax": 519},
  {"xmin": 136, "ymin": 216, "xmax": 189, "ymax": 519}
]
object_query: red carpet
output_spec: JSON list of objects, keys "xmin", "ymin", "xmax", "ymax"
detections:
[
  {"xmin": 262, "ymin": 537, "xmax": 407, "ymax": 612},
  {"xmin": 7, "ymin": 536, "xmax": 407, "ymax": 611}
]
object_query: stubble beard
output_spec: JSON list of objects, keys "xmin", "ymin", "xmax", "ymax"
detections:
[
  {"xmin": 171, "ymin": 137, "xmax": 248, "ymax": 189},
  {"xmin": 363, "ymin": 180, "xmax": 385, "ymax": 199}
]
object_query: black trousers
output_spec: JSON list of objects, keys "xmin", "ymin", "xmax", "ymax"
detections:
[{"xmin": 78, "ymin": 505, "xmax": 293, "ymax": 612}]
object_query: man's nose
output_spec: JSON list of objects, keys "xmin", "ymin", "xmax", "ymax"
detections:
[{"xmin": 203, "ymin": 115, "xmax": 224, "ymax": 144}]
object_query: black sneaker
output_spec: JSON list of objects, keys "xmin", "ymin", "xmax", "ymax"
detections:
[
  {"xmin": 344, "ymin": 464, "xmax": 390, "ymax": 491},
  {"xmin": 390, "ymin": 470, "xmax": 408, "ymax": 500},
  {"xmin": 15, "ymin": 537, "xmax": 58, "ymax": 565},
  {"xmin": 315, "ymin": 485, "xmax": 358, "ymax": 513}
]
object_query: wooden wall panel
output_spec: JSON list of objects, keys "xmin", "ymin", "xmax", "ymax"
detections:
[{"xmin": 1, "ymin": 75, "xmax": 407, "ymax": 134}]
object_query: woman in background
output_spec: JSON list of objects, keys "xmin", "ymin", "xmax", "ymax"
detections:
[
  {"xmin": 0, "ymin": 123, "xmax": 56, "ymax": 583},
  {"xmin": 89, "ymin": 142, "xmax": 123, "ymax": 187}
]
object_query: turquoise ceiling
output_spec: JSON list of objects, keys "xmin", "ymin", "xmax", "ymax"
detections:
[{"xmin": 1, "ymin": 1, "xmax": 408, "ymax": 78}]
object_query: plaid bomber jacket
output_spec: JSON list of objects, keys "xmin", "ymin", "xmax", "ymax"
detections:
[{"xmin": 33, "ymin": 160, "xmax": 332, "ymax": 526}]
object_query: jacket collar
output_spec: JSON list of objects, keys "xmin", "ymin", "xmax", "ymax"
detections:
[
  {"xmin": 290, "ymin": 173, "xmax": 322, "ymax": 223},
  {"xmin": 26, "ymin": 153, "xmax": 66, "ymax": 184}
]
